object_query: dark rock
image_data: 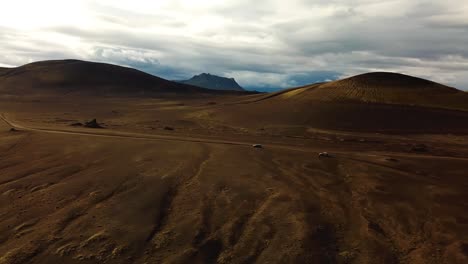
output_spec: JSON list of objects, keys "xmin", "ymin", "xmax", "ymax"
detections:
[
  {"xmin": 70, "ymin": 122, "xmax": 83, "ymax": 127},
  {"xmin": 164, "ymin": 126, "xmax": 174, "ymax": 131},
  {"xmin": 84, "ymin": 119, "xmax": 103, "ymax": 128}
]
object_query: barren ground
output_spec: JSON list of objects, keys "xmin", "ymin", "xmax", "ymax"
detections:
[{"xmin": 0, "ymin": 95, "xmax": 467, "ymax": 264}]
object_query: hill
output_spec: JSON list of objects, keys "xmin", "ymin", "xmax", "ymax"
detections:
[
  {"xmin": 211, "ymin": 72, "xmax": 468, "ymax": 132},
  {"xmin": 179, "ymin": 73, "xmax": 245, "ymax": 91},
  {"xmin": 0, "ymin": 60, "xmax": 224, "ymax": 96},
  {"xmin": 269, "ymin": 72, "xmax": 468, "ymax": 111}
]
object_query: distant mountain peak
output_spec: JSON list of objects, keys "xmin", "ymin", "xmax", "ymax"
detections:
[{"xmin": 179, "ymin": 73, "xmax": 245, "ymax": 91}]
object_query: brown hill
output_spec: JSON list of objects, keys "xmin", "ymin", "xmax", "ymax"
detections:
[
  {"xmin": 269, "ymin": 72, "xmax": 468, "ymax": 111},
  {"xmin": 212, "ymin": 72, "xmax": 468, "ymax": 133},
  {"xmin": 0, "ymin": 60, "xmax": 227, "ymax": 96}
]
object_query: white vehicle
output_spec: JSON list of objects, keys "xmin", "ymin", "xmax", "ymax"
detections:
[{"xmin": 318, "ymin": 152, "xmax": 332, "ymax": 158}]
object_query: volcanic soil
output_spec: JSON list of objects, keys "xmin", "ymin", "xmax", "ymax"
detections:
[{"xmin": 0, "ymin": 63, "xmax": 467, "ymax": 264}]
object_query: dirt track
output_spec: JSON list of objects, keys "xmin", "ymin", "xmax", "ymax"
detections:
[{"xmin": 0, "ymin": 114, "xmax": 253, "ymax": 148}]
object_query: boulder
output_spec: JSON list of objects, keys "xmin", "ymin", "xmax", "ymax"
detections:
[{"xmin": 84, "ymin": 119, "xmax": 103, "ymax": 128}]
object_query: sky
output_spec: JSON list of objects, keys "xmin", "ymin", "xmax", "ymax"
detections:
[{"xmin": 0, "ymin": 0, "xmax": 467, "ymax": 91}]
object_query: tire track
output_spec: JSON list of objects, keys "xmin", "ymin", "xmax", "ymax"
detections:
[{"xmin": 142, "ymin": 146, "xmax": 212, "ymax": 249}]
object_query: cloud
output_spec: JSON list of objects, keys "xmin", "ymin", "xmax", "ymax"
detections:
[{"xmin": 0, "ymin": 0, "xmax": 467, "ymax": 90}]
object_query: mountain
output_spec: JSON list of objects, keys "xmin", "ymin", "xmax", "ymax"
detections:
[
  {"xmin": 179, "ymin": 73, "xmax": 245, "ymax": 91},
  {"xmin": 211, "ymin": 72, "xmax": 468, "ymax": 132},
  {"xmin": 0, "ymin": 60, "xmax": 227, "ymax": 96}
]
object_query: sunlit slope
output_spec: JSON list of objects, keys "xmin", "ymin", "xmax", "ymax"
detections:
[
  {"xmin": 275, "ymin": 72, "xmax": 468, "ymax": 111},
  {"xmin": 212, "ymin": 73, "xmax": 468, "ymax": 132}
]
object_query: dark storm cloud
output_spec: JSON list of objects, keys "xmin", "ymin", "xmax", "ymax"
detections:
[{"xmin": 0, "ymin": 0, "xmax": 467, "ymax": 89}]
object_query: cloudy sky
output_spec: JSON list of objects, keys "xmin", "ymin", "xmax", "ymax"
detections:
[{"xmin": 1, "ymin": 0, "xmax": 467, "ymax": 91}]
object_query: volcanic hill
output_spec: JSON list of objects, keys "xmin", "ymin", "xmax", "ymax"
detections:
[
  {"xmin": 211, "ymin": 72, "xmax": 468, "ymax": 132},
  {"xmin": 0, "ymin": 60, "xmax": 216, "ymax": 96}
]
